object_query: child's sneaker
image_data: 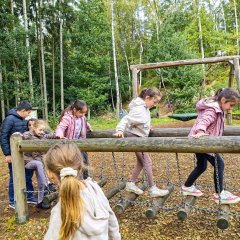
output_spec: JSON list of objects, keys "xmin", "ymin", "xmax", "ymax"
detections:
[
  {"xmin": 213, "ymin": 190, "xmax": 240, "ymax": 204},
  {"xmin": 125, "ymin": 182, "xmax": 143, "ymax": 195},
  {"xmin": 37, "ymin": 201, "xmax": 51, "ymax": 209},
  {"xmin": 9, "ymin": 202, "xmax": 15, "ymax": 209},
  {"xmin": 148, "ymin": 185, "xmax": 169, "ymax": 197},
  {"xmin": 181, "ymin": 185, "xmax": 203, "ymax": 197}
]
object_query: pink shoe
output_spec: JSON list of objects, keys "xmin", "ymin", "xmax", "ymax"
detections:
[
  {"xmin": 181, "ymin": 185, "xmax": 203, "ymax": 197},
  {"xmin": 213, "ymin": 191, "xmax": 240, "ymax": 204}
]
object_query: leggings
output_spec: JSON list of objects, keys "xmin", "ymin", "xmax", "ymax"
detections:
[
  {"xmin": 25, "ymin": 160, "xmax": 48, "ymax": 203},
  {"xmin": 184, "ymin": 153, "xmax": 224, "ymax": 193}
]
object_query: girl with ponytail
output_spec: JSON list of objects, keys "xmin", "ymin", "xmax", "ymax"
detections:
[{"xmin": 44, "ymin": 143, "xmax": 121, "ymax": 240}]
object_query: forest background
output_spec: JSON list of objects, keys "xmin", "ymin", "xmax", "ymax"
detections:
[{"xmin": 0, "ymin": 0, "xmax": 240, "ymax": 124}]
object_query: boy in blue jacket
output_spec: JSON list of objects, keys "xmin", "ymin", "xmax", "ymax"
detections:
[{"xmin": 1, "ymin": 101, "xmax": 36, "ymax": 209}]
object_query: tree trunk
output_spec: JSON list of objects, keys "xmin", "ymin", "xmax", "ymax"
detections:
[
  {"xmin": 0, "ymin": 59, "xmax": 5, "ymax": 121},
  {"xmin": 111, "ymin": 0, "xmax": 120, "ymax": 118},
  {"xmin": 22, "ymin": 0, "xmax": 33, "ymax": 99},
  {"xmin": 39, "ymin": 0, "xmax": 48, "ymax": 120},
  {"xmin": 233, "ymin": 0, "xmax": 239, "ymax": 55},
  {"xmin": 52, "ymin": 39, "xmax": 56, "ymax": 118},
  {"xmin": 59, "ymin": 0, "xmax": 64, "ymax": 111}
]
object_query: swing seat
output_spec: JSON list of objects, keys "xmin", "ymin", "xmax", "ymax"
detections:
[{"xmin": 168, "ymin": 113, "xmax": 198, "ymax": 121}]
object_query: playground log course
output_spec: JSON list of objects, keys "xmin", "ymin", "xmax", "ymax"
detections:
[
  {"xmin": 86, "ymin": 126, "xmax": 240, "ymax": 138},
  {"xmin": 217, "ymin": 205, "xmax": 230, "ymax": 230},
  {"xmin": 19, "ymin": 136, "xmax": 240, "ymax": 153},
  {"xmin": 105, "ymin": 182, "xmax": 126, "ymax": 199},
  {"xmin": 145, "ymin": 184, "xmax": 174, "ymax": 219},
  {"xmin": 43, "ymin": 177, "xmax": 108, "ymax": 205},
  {"xmin": 177, "ymin": 195, "xmax": 196, "ymax": 221},
  {"xmin": 114, "ymin": 182, "xmax": 147, "ymax": 215}
]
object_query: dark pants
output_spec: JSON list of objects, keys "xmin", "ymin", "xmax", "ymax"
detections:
[
  {"xmin": 81, "ymin": 152, "xmax": 89, "ymax": 179},
  {"xmin": 8, "ymin": 163, "xmax": 34, "ymax": 203},
  {"xmin": 184, "ymin": 153, "xmax": 224, "ymax": 193}
]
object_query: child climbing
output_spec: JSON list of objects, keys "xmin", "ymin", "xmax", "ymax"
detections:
[
  {"xmin": 114, "ymin": 87, "xmax": 169, "ymax": 197},
  {"xmin": 181, "ymin": 88, "xmax": 240, "ymax": 204}
]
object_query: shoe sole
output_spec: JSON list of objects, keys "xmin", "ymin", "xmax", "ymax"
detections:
[
  {"xmin": 27, "ymin": 201, "xmax": 38, "ymax": 205},
  {"xmin": 125, "ymin": 188, "xmax": 143, "ymax": 195},
  {"xmin": 181, "ymin": 191, "xmax": 203, "ymax": 197},
  {"xmin": 9, "ymin": 205, "xmax": 15, "ymax": 210},
  {"xmin": 214, "ymin": 198, "xmax": 240, "ymax": 204}
]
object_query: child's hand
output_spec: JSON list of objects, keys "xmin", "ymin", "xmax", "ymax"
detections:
[
  {"xmin": 114, "ymin": 131, "xmax": 124, "ymax": 138},
  {"xmin": 191, "ymin": 131, "xmax": 209, "ymax": 138}
]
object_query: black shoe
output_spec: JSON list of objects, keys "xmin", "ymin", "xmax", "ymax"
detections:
[
  {"xmin": 48, "ymin": 183, "xmax": 57, "ymax": 192},
  {"xmin": 37, "ymin": 201, "xmax": 51, "ymax": 209}
]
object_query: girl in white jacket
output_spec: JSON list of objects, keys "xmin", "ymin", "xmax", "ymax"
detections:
[
  {"xmin": 114, "ymin": 87, "xmax": 169, "ymax": 197},
  {"xmin": 44, "ymin": 143, "xmax": 121, "ymax": 240}
]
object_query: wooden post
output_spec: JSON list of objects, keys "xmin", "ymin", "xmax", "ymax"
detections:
[
  {"xmin": 216, "ymin": 204, "xmax": 230, "ymax": 230},
  {"xmin": 114, "ymin": 182, "xmax": 147, "ymax": 214},
  {"xmin": 145, "ymin": 184, "xmax": 174, "ymax": 219},
  {"xmin": 105, "ymin": 181, "xmax": 126, "ymax": 199},
  {"xmin": 234, "ymin": 58, "xmax": 240, "ymax": 92},
  {"xmin": 177, "ymin": 195, "xmax": 196, "ymax": 221},
  {"xmin": 131, "ymin": 67, "xmax": 139, "ymax": 98},
  {"xmin": 97, "ymin": 178, "xmax": 107, "ymax": 187},
  {"xmin": 10, "ymin": 133, "xmax": 28, "ymax": 224}
]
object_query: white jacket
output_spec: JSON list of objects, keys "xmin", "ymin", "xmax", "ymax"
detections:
[
  {"xmin": 44, "ymin": 179, "xmax": 121, "ymax": 240},
  {"xmin": 116, "ymin": 97, "xmax": 151, "ymax": 137}
]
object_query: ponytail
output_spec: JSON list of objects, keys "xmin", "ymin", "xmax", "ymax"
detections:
[{"xmin": 59, "ymin": 176, "xmax": 85, "ymax": 240}]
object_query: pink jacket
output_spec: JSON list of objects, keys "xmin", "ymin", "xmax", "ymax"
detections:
[
  {"xmin": 56, "ymin": 112, "xmax": 91, "ymax": 139},
  {"xmin": 188, "ymin": 98, "xmax": 224, "ymax": 137}
]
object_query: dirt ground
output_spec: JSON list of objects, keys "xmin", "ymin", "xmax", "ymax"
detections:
[{"xmin": 1, "ymin": 122, "xmax": 240, "ymax": 240}]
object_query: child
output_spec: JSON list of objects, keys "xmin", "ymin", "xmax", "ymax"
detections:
[
  {"xmin": 23, "ymin": 119, "xmax": 58, "ymax": 209},
  {"xmin": 43, "ymin": 143, "xmax": 121, "ymax": 240},
  {"xmin": 56, "ymin": 100, "xmax": 91, "ymax": 179},
  {"xmin": 181, "ymin": 88, "xmax": 240, "ymax": 204},
  {"xmin": 27, "ymin": 118, "xmax": 37, "ymax": 131},
  {"xmin": 114, "ymin": 87, "xmax": 169, "ymax": 197}
]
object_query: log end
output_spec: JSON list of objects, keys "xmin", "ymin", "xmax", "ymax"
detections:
[
  {"xmin": 145, "ymin": 209, "xmax": 155, "ymax": 219},
  {"xmin": 177, "ymin": 210, "xmax": 188, "ymax": 221},
  {"xmin": 216, "ymin": 218, "xmax": 229, "ymax": 230}
]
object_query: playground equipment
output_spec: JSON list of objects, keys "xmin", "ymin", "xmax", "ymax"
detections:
[{"xmin": 10, "ymin": 132, "xmax": 240, "ymax": 230}]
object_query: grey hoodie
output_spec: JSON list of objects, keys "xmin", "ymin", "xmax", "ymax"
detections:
[
  {"xmin": 44, "ymin": 179, "xmax": 121, "ymax": 240},
  {"xmin": 116, "ymin": 97, "xmax": 151, "ymax": 137}
]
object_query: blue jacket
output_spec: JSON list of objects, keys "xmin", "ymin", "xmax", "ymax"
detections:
[{"xmin": 0, "ymin": 109, "xmax": 28, "ymax": 156}]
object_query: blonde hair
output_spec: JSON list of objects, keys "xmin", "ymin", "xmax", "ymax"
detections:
[
  {"xmin": 44, "ymin": 143, "xmax": 85, "ymax": 240},
  {"xmin": 32, "ymin": 119, "xmax": 48, "ymax": 130}
]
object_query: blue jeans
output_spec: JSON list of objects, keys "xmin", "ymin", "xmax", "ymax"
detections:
[{"xmin": 8, "ymin": 163, "xmax": 34, "ymax": 203}]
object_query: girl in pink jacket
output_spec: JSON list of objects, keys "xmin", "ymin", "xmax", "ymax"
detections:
[
  {"xmin": 56, "ymin": 100, "xmax": 91, "ymax": 179},
  {"xmin": 181, "ymin": 88, "xmax": 240, "ymax": 204}
]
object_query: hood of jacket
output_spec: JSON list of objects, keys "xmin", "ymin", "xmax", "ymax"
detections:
[
  {"xmin": 7, "ymin": 108, "xmax": 23, "ymax": 120},
  {"xmin": 196, "ymin": 98, "xmax": 223, "ymax": 114},
  {"xmin": 129, "ymin": 97, "xmax": 146, "ymax": 110}
]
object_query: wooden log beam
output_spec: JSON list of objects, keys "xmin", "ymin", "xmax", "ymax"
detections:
[
  {"xmin": 87, "ymin": 126, "xmax": 240, "ymax": 138},
  {"xmin": 19, "ymin": 136, "xmax": 240, "ymax": 153},
  {"xmin": 130, "ymin": 55, "xmax": 240, "ymax": 71},
  {"xmin": 97, "ymin": 178, "xmax": 107, "ymax": 187},
  {"xmin": 177, "ymin": 196, "xmax": 196, "ymax": 221},
  {"xmin": 145, "ymin": 184, "xmax": 174, "ymax": 219},
  {"xmin": 114, "ymin": 182, "xmax": 147, "ymax": 215},
  {"xmin": 105, "ymin": 182, "xmax": 126, "ymax": 199},
  {"xmin": 216, "ymin": 205, "xmax": 230, "ymax": 230}
]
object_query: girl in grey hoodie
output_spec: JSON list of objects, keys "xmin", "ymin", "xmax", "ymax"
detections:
[
  {"xmin": 44, "ymin": 143, "xmax": 121, "ymax": 240},
  {"xmin": 114, "ymin": 87, "xmax": 169, "ymax": 198}
]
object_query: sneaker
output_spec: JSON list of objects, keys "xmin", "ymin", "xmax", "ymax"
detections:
[
  {"xmin": 213, "ymin": 190, "xmax": 240, "ymax": 204},
  {"xmin": 9, "ymin": 202, "xmax": 15, "ymax": 209},
  {"xmin": 125, "ymin": 182, "xmax": 143, "ymax": 195},
  {"xmin": 45, "ymin": 183, "xmax": 57, "ymax": 195},
  {"xmin": 27, "ymin": 196, "xmax": 38, "ymax": 204},
  {"xmin": 181, "ymin": 185, "xmax": 203, "ymax": 197},
  {"xmin": 148, "ymin": 185, "xmax": 169, "ymax": 197},
  {"xmin": 36, "ymin": 201, "xmax": 51, "ymax": 209}
]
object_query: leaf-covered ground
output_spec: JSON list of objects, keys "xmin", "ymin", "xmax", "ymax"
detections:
[{"xmin": 1, "ymin": 122, "xmax": 240, "ymax": 240}]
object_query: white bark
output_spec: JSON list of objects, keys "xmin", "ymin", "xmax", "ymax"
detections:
[
  {"xmin": 233, "ymin": 0, "xmax": 239, "ymax": 55},
  {"xmin": 23, "ymin": 0, "xmax": 33, "ymax": 99},
  {"xmin": 0, "ymin": 59, "xmax": 5, "ymax": 121},
  {"xmin": 111, "ymin": 0, "xmax": 120, "ymax": 118},
  {"xmin": 60, "ymin": 3, "xmax": 64, "ymax": 111},
  {"xmin": 40, "ymin": 0, "xmax": 48, "ymax": 120}
]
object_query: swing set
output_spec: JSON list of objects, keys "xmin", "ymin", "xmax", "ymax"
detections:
[{"xmin": 130, "ymin": 55, "xmax": 240, "ymax": 123}]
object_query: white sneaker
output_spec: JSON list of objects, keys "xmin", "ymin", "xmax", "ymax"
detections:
[
  {"xmin": 125, "ymin": 182, "xmax": 143, "ymax": 195},
  {"xmin": 148, "ymin": 185, "xmax": 169, "ymax": 197}
]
